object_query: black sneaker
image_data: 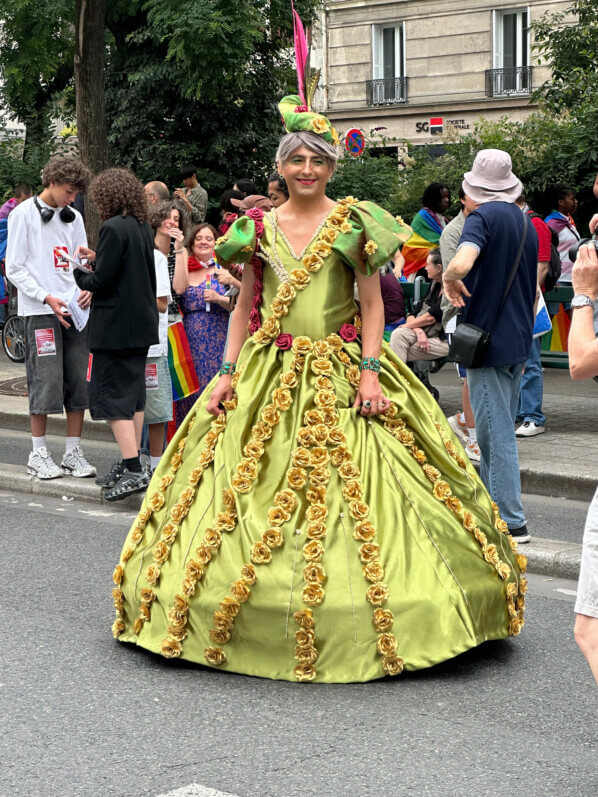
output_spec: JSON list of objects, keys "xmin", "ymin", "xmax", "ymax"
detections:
[
  {"xmin": 96, "ymin": 460, "xmax": 125, "ymax": 488},
  {"xmin": 510, "ymin": 524, "xmax": 531, "ymax": 544},
  {"xmin": 104, "ymin": 469, "xmax": 150, "ymax": 502}
]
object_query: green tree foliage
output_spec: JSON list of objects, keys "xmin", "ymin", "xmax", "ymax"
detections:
[
  {"xmin": 531, "ymin": 0, "xmax": 598, "ymax": 114},
  {"xmin": 0, "ymin": 0, "xmax": 74, "ymax": 161},
  {"xmin": 104, "ymin": 0, "xmax": 322, "ymax": 200}
]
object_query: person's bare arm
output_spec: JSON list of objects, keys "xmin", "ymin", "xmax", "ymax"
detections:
[
  {"xmin": 442, "ymin": 245, "xmax": 477, "ymax": 307},
  {"xmin": 404, "ymin": 312, "xmax": 435, "ymax": 329},
  {"xmin": 569, "ymin": 245, "xmax": 598, "ymax": 380},
  {"xmin": 593, "ymin": 172, "xmax": 598, "ymax": 201},
  {"xmin": 206, "ymin": 265, "xmax": 255, "ymax": 415},
  {"xmin": 353, "ymin": 270, "xmax": 391, "ymax": 417},
  {"xmin": 157, "ymin": 296, "xmax": 168, "ymax": 313}
]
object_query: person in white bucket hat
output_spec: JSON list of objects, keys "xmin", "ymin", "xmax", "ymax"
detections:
[{"xmin": 443, "ymin": 149, "xmax": 538, "ymax": 544}]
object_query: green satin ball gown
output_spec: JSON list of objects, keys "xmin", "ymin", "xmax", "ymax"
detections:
[{"xmin": 111, "ymin": 197, "xmax": 527, "ymax": 683}]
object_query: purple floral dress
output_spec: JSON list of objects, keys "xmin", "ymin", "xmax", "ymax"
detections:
[{"xmin": 174, "ymin": 274, "xmax": 230, "ymax": 428}]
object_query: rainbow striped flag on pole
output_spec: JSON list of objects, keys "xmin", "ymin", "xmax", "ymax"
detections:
[
  {"xmin": 167, "ymin": 321, "xmax": 200, "ymax": 401},
  {"xmin": 402, "ymin": 209, "xmax": 444, "ymax": 278}
]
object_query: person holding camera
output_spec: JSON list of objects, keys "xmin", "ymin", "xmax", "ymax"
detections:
[
  {"xmin": 443, "ymin": 150, "xmax": 538, "ymax": 544},
  {"xmin": 173, "ymin": 164, "xmax": 208, "ymax": 224},
  {"xmin": 569, "ymin": 241, "xmax": 598, "ymax": 685},
  {"xmin": 5, "ymin": 157, "xmax": 96, "ymax": 480},
  {"xmin": 75, "ymin": 169, "xmax": 159, "ymax": 501}
]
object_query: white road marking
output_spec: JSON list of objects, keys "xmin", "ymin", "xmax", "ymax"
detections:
[
  {"xmin": 556, "ymin": 588, "xmax": 578, "ymax": 597},
  {"xmin": 156, "ymin": 786, "xmax": 240, "ymax": 797}
]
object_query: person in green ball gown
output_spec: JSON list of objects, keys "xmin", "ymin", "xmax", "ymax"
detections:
[{"xmin": 111, "ymin": 96, "xmax": 527, "ymax": 683}]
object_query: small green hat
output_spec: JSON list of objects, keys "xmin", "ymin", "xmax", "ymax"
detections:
[{"xmin": 279, "ymin": 95, "xmax": 340, "ymax": 147}]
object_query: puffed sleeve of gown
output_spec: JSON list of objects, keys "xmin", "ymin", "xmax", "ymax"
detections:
[
  {"xmin": 332, "ymin": 200, "xmax": 412, "ymax": 276},
  {"xmin": 214, "ymin": 216, "xmax": 257, "ymax": 267}
]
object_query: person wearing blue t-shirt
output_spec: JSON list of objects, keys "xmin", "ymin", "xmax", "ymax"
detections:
[{"xmin": 443, "ymin": 150, "xmax": 538, "ymax": 545}]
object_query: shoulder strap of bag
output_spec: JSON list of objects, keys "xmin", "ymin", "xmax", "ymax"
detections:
[{"xmin": 491, "ymin": 211, "xmax": 528, "ymax": 334}]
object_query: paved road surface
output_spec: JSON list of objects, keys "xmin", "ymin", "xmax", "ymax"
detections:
[{"xmin": 1, "ymin": 493, "xmax": 596, "ymax": 797}]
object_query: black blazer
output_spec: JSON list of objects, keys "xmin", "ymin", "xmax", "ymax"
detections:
[{"xmin": 75, "ymin": 215, "xmax": 159, "ymax": 351}]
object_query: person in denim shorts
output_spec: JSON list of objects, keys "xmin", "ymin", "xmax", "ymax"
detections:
[{"xmin": 569, "ymin": 242, "xmax": 598, "ymax": 686}]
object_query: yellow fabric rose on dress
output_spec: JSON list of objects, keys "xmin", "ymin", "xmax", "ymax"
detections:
[
  {"xmin": 161, "ymin": 638, "xmax": 182, "ymax": 658},
  {"xmin": 230, "ymin": 580, "xmax": 251, "ymax": 603},
  {"xmin": 289, "ymin": 268, "xmax": 310, "ymax": 289},
  {"xmin": 263, "ymin": 528, "xmax": 284, "ymax": 549},
  {"xmin": 309, "ymin": 447, "xmax": 329, "ymax": 468},
  {"xmin": 231, "ymin": 474, "xmax": 252, "ymax": 494},
  {"xmin": 463, "ymin": 511, "xmax": 476, "ymax": 532},
  {"xmin": 445, "ymin": 496, "xmax": 462, "ymax": 514},
  {"xmin": 253, "ymin": 328, "xmax": 273, "ymax": 345},
  {"xmin": 272, "ymin": 387, "xmax": 293, "ymax": 411},
  {"xmin": 444, "ymin": 439, "xmax": 458, "ymax": 457},
  {"xmin": 168, "ymin": 625, "xmax": 188, "ymax": 642},
  {"xmin": 432, "ymin": 481, "xmax": 451, "ymax": 501},
  {"xmin": 262, "ymin": 404, "xmax": 281, "ymax": 427},
  {"xmin": 267, "ymin": 506, "xmax": 290, "ymax": 526},
  {"xmin": 237, "ymin": 458, "xmax": 258, "ymax": 480},
  {"xmin": 315, "ymin": 390, "xmax": 336, "ymax": 409},
  {"xmin": 304, "ymin": 563, "xmax": 326, "ymax": 584},
  {"xmin": 304, "ymin": 409, "xmax": 323, "ymax": 426},
  {"xmin": 353, "ymin": 521, "xmax": 377, "ymax": 542},
  {"xmin": 373, "ymin": 608, "xmax": 394, "ymax": 632},
  {"xmin": 145, "ymin": 563, "xmax": 160, "ymax": 585},
  {"xmin": 313, "ymin": 339, "xmax": 331, "ymax": 358},
  {"xmin": 112, "ymin": 619, "xmax": 125, "ymax": 638},
  {"xmin": 303, "ymin": 539, "xmax": 325, "ymax": 562},
  {"xmin": 204, "ymin": 647, "xmax": 227, "ymax": 666},
  {"xmin": 301, "ymin": 583, "xmax": 325, "ymax": 606},
  {"xmin": 270, "ymin": 297, "xmax": 289, "ymax": 318},
  {"xmin": 140, "ymin": 587, "xmax": 155, "ymax": 603},
  {"xmin": 297, "ymin": 427, "xmax": 315, "ymax": 447},
  {"xmin": 113, "ymin": 565, "xmax": 124, "ymax": 585},
  {"xmin": 311, "ymin": 114, "xmax": 329, "ymax": 135},
  {"xmin": 496, "ymin": 518, "xmax": 509, "ymax": 534},
  {"xmin": 366, "ymin": 583, "xmax": 389, "ymax": 606},
  {"xmin": 364, "ymin": 240, "xmax": 379, "ymax": 256},
  {"xmin": 307, "ymin": 486, "xmax": 327, "ymax": 505},
  {"xmin": 195, "ymin": 544, "xmax": 212, "ymax": 565},
  {"xmin": 307, "ymin": 520, "xmax": 327, "ymax": 540},
  {"xmin": 337, "ymin": 458, "xmax": 360, "ymax": 479},
  {"xmin": 327, "ymin": 427, "xmax": 346, "ymax": 447},
  {"xmin": 294, "ymin": 644, "xmax": 319, "ymax": 663},
  {"xmin": 251, "ymin": 541, "xmax": 273, "ymax": 564},
  {"xmin": 170, "ymin": 452, "xmax": 183, "ymax": 471},
  {"xmin": 294, "ymin": 609, "xmax": 315, "ymax": 629},
  {"xmin": 376, "ymin": 632, "xmax": 398, "ymax": 656},
  {"xmin": 212, "ymin": 611, "xmax": 234, "ymax": 631},
  {"xmin": 280, "ymin": 370, "xmax": 299, "ymax": 389},
  {"xmin": 220, "ymin": 596, "xmax": 241, "ymax": 618},
  {"xmin": 138, "ymin": 603, "xmax": 151, "ymax": 621},
  {"xmin": 311, "ymin": 358, "xmax": 333, "ymax": 376},
  {"xmin": 382, "ymin": 654, "xmax": 404, "ymax": 676},
  {"xmin": 170, "ymin": 502, "xmax": 190, "ymax": 524},
  {"xmin": 349, "ymin": 500, "xmax": 370, "ymax": 521},
  {"xmin": 363, "ymin": 561, "xmax": 385, "ymax": 582},
  {"xmin": 161, "ymin": 523, "xmax": 178, "ymax": 545},
  {"xmin": 262, "ymin": 317, "xmax": 281, "ymax": 337},
  {"xmin": 138, "ymin": 507, "xmax": 152, "ymax": 527},
  {"xmin": 295, "ymin": 628, "xmax": 315, "ymax": 647},
  {"xmin": 314, "ymin": 375, "xmax": 333, "ymax": 391},
  {"xmin": 152, "ymin": 541, "xmax": 169, "ymax": 563},
  {"xmin": 309, "ymin": 424, "xmax": 327, "ymax": 445},
  {"xmin": 342, "ymin": 479, "xmax": 363, "ymax": 501},
  {"xmin": 251, "ymin": 421, "xmax": 272, "ymax": 442},
  {"xmin": 240, "ymin": 563, "xmax": 257, "ymax": 585},
  {"xmin": 275, "ymin": 489, "xmax": 297, "ymax": 514},
  {"xmin": 293, "ymin": 337, "xmax": 315, "ymax": 358},
  {"xmin": 519, "ymin": 576, "xmax": 528, "ymax": 595},
  {"xmin": 287, "ymin": 466, "xmax": 307, "ymax": 490},
  {"xmin": 179, "ymin": 487, "xmax": 195, "ymax": 506},
  {"xmin": 303, "ymin": 253, "xmax": 323, "ymax": 273},
  {"xmin": 292, "ymin": 447, "xmax": 311, "ymax": 469},
  {"xmin": 159, "ymin": 473, "xmax": 174, "ymax": 491},
  {"xmin": 346, "ymin": 365, "xmax": 361, "ymax": 388},
  {"xmin": 516, "ymin": 554, "xmax": 527, "ymax": 573},
  {"xmin": 130, "ymin": 527, "xmax": 143, "ymax": 544},
  {"xmin": 411, "ymin": 448, "xmax": 427, "ymax": 465},
  {"xmin": 423, "ymin": 465, "xmax": 440, "ymax": 482},
  {"xmin": 122, "ymin": 545, "xmax": 134, "ymax": 563},
  {"xmin": 149, "ymin": 492, "xmax": 165, "ymax": 511},
  {"xmin": 112, "ymin": 587, "xmax": 124, "ymax": 605},
  {"xmin": 496, "ymin": 561, "xmax": 511, "ymax": 580},
  {"xmin": 181, "ymin": 577, "xmax": 197, "ymax": 597},
  {"xmin": 213, "ymin": 512, "xmax": 236, "ymax": 533},
  {"xmin": 188, "ymin": 467, "xmax": 203, "ymax": 487},
  {"xmin": 359, "ymin": 542, "xmax": 380, "ymax": 563},
  {"xmin": 292, "ymin": 355, "xmax": 306, "ymax": 373},
  {"xmin": 210, "ymin": 628, "xmax": 231, "ymax": 645},
  {"xmin": 294, "ymin": 662, "xmax": 317, "ymax": 681},
  {"xmin": 473, "ymin": 528, "xmax": 487, "ymax": 547},
  {"xmin": 309, "ymin": 467, "xmax": 331, "ymax": 487},
  {"xmin": 133, "ymin": 617, "xmax": 145, "ymax": 635},
  {"xmin": 185, "ymin": 559, "xmax": 204, "ymax": 581}
]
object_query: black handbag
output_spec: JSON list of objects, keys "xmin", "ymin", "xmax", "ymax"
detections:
[{"xmin": 449, "ymin": 212, "xmax": 528, "ymax": 368}]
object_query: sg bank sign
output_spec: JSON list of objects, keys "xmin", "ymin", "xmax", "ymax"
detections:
[{"xmin": 415, "ymin": 117, "xmax": 471, "ymax": 135}]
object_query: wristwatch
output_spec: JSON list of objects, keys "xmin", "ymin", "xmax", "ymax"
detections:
[{"xmin": 571, "ymin": 294, "xmax": 596, "ymax": 309}]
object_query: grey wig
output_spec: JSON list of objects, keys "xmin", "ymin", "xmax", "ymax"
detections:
[{"xmin": 276, "ymin": 131, "xmax": 339, "ymax": 172}]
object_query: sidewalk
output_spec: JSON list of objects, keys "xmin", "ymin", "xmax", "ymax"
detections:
[{"xmin": 0, "ymin": 350, "xmax": 595, "ymax": 578}]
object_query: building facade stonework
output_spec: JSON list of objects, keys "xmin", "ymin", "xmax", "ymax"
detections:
[{"xmin": 315, "ymin": 0, "xmax": 572, "ymax": 145}]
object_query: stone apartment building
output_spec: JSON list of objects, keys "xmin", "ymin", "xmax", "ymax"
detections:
[{"xmin": 314, "ymin": 0, "xmax": 572, "ymax": 146}]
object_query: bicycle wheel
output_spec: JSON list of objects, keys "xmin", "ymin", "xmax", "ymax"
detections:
[{"xmin": 3, "ymin": 315, "xmax": 26, "ymax": 363}]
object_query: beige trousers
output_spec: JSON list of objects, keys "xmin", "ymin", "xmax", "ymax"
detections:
[{"xmin": 389, "ymin": 326, "xmax": 449, "ymax": 363}]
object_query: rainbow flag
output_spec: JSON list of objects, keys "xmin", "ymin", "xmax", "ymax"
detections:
[
  {"xmin": 540, "ymin": 303, "xmax": 571, "ymax": 353},
  {"xmin": 402, "ymin": 209, "xmax": 443, "ymax": 277},
  {"xmin": 167, "ymin": 321, "xmax": 200, "ymax": 401}
]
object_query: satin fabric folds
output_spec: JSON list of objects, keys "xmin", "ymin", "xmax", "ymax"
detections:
[{"xmin": 111, "ymin": 198, "xmax": 526, "ymax": 683}]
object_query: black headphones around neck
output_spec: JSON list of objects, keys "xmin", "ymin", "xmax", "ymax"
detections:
[{"xmin": 34, "ymin": 195, "xmax": 76, "ymax": 224}]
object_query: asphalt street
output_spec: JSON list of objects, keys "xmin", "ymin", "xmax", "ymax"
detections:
[{"xmin": 1, "ymin": 492, "xmax": 597, "ymax": 797}]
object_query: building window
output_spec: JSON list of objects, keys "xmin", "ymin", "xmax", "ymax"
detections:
[
  {"xmin": 487, "ymin": 8, "xmax": 532, "ymax": 96},
  {"xmin": 367, "ymin": 24, "xmax": 408, "ymax": 105}
]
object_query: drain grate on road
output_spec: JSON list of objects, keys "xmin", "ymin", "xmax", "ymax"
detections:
[{"xmin": 0, "ymin": 376, "xmax": 28, "ymax": 396}]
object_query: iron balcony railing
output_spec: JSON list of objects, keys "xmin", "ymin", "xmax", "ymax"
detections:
[
  {"xmin": 485, "ymin": 66, "xmax": 533, "ymax": 97},
  {"xmin": 366, "ymin": 77, "xmax": 409, "ymax": 106}
]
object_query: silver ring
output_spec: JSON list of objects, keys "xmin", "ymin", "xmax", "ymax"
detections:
[{"xmin": 363, "ymin": 400, "xmax": 372, "ymax": 408}]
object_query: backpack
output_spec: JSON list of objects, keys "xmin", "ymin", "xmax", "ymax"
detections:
[{"xmin": 529, "ymin": 212, "xmax": 561, "ymax": 291}]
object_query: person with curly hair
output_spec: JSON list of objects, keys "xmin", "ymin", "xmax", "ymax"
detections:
[
  {"xmin": 152, "ymin": 200, "xmax": 189, "ymax": 319},
  {"xmin": 5, "ymin": 156, "xmax": 96, "ymax": 481},
  {"xmin": 75, "ymin": 168, "xmax": 159, "ymax": 500}
]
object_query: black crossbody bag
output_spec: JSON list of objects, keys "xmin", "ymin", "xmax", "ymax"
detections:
[{"xmin": 449, "ymin": 212, "xmax": 528, "ymax": 369}]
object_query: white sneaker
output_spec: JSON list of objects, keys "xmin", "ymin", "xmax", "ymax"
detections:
[
  {"xmin": 61, "ymin": 445, "xmax": 97, "ymax": 478},
  {"xmin": 465, "ymin": 439, "xmax": 481, "ymax": 462},
  {"xmin": 27, "ymin": 447, "xmax": 63, "ymax": 480},
  {"xmin": 516, "ymin": 421, "xmax": 545, "ymax": 438},
  {"xmin": 447, "ymin": 414, "xmax": 468, "ymax": 443}
]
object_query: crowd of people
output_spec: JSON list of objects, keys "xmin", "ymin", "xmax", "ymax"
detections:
[{"xmin": 1, "ymin": 129, "xmax": 597, "ymax": 684}]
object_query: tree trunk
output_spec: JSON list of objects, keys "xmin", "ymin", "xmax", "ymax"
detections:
[
  {"xmin": 74, "ymin": 0, "xmax": 108, "ymax": 246},
  {"xmin": 22, "ymin": 105, "xmax": 50, "ymax": 166}
]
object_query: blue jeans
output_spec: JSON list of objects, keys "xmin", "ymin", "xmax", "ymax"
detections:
[
  {"xmin": 516, "ymin": 337, "xmax": 545, "ymax": 426},
  {"xmin": 467, "ymin": 364, "xmax": 526, "ymax": 530}
]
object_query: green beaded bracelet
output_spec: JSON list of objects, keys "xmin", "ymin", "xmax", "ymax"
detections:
[
  {"xmin": 219, "ymin": 361, "xmax": 236, "ymax": 376},
  {"xmin": 359, "ymin": 357, "xmax": 381, "ymax": 373}
]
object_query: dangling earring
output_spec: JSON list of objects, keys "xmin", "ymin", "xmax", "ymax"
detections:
[{"xmin": 278, "ymin": 174, "xmax": 284, "ymax": 181}]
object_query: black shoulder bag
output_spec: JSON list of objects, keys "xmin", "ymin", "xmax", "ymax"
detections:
[{"xmin": 449, "ymin": 212, "xmax": 528, "ymax": 369}]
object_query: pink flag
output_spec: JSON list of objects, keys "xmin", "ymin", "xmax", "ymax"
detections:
[{"xmin": 292, "ymin": 1, "xmax": 308, "ymax": 104}]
